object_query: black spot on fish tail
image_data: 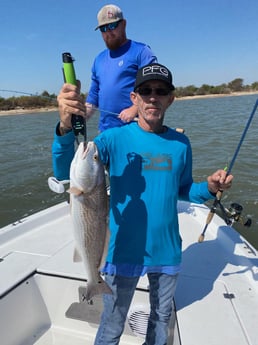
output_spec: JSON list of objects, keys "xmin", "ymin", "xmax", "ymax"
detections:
[{"xmin": 85, "ymin": 277, "xmax": 112, "ymax": 302}]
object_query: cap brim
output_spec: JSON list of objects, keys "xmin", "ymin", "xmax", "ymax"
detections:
[
  {"xmin": 95, "ymin": 19, "xmax": 121, "ymax": 31},
  {"xmin": 134, "ymin": 80, "xmax": 175, "ymax": 91}
]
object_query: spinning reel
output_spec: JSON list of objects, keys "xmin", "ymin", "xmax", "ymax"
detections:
[
  {"xmin": 198, "ymin": 99, "xmax": 258, "ymax": 242},
  {"xmin": 217, "ymin": 201, "xmax": 252, "ymax": 227}
]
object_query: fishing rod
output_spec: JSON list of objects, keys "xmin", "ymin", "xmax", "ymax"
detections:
[
  {"xmin": 0, "ymin": 89, "xmax": 56, "ymax": 101},
  {"xmin": 198, "ymin": 98, "xmax": 258, "ymax": 242},
  {"xmin": 0, "ymin": 89, "xmax": 120, "ymax": 116}
]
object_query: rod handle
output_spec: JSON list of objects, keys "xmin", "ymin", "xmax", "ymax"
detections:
[{"xmin": 62, "ymin": 52, "xmax": 85, "ymax": 137}]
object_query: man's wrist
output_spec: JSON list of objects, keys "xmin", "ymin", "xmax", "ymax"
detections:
[
  {"xmin": 208, "ymin": 189, "xmax": 217, "ymax": 197},
  {"xmin": 59, "ymin": 122, "xmax": 72, "ymax": 136}
]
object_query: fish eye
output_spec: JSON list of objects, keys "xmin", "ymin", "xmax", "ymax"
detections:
[{"xmin": 93, "ymin": 154, "xmax": 98, "ymax": 161}]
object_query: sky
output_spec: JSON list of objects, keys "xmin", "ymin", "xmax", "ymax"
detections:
[{"xmin": 1, "ymin": 0, "xmax": 257, "ymax": 97}]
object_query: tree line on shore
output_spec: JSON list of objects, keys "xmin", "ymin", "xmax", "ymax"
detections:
[{"xmin": 1, "ymin": 78, "xmax": 258, "ymax": 111}]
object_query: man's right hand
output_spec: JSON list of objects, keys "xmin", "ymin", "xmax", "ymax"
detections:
[{"xmin": 57, "ymin": 81, "xmax": 86, "ymax": 133}]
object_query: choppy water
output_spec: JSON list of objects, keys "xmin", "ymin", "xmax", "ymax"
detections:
[{"xmin": 0, "ymin": 94, "xmax": 258, "ymax": 249}]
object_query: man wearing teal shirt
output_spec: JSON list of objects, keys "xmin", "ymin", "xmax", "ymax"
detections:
[{"xmin": 53, "ymin": 63, "xmax": 233, "ymax": 344}]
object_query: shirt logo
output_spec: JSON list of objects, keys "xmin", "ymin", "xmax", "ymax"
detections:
[{"xmin": 143, "ymin": 153, "xmax": 172, "ymax": 171}]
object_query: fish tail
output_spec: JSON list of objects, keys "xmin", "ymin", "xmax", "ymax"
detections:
[{"xmin": 85, "ymin": 277, "xmax": 112, "ymax": 303}]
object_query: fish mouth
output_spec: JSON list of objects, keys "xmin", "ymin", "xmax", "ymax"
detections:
[
  {"xmin": 70, "ymin": 140, "xmax": 103, "ymax": 194},
  {"xmin": 80, "ymin": 141, "xmax": 95, "ymax": 159}
]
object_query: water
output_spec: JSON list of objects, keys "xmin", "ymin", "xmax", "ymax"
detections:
[{"xmin": 0, "ymin": 94, "xmax": 258, "ymax": 249}]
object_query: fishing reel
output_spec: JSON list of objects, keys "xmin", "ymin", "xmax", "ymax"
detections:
[{"xmin": 218, "ymin": 201, "xmax": 252, "ymax": 227}]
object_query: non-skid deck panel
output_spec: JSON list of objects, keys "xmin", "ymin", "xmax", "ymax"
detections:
[
  {"xmin": 0, "ymin": 202, "xmax": 72, "ymax": 259},
  {"xmin": 0, "ymin": 252, "xmax": 47, "ymax": 297},
  {"xmin": 177, "ymin": 210, "xmax": 258, "ymax": 345},
  {"xmin": 37, "ymin": 242, "xmax": 86, "ymax": 280},
  {"xmin": 37, "ymin": 241, "xmax": 150, "ymax": 290},
  {"xmin": 175, "ymin": 275, "xmax": 251, "ymax": 345}
]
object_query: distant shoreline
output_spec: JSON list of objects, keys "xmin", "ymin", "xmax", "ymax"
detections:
[
  {"xmin": 175, "ymin": 90, "xmax": 258, "ymax": 101},
  {"xmin": 1, "ymin": 91, "xmax": 258, "ymax": 116},
  {"xmin": 0, "ymin": 107, "xmax": 58, "ymax": 116}
]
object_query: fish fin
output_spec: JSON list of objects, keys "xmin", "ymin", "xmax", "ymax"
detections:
[
  {"xmin": 68, "ymin": 186, "xmax": 84, "ymax": 196},
  {"xmin": 99, "ymin": 226, "xmax": 110, "ymax": 270},
  {"xmin": 85, "ymin": 276, "xmax": 112, "ymax": 303},
  {"xmin": 73, "ymin": 248, "xmax": 82, "ymax": 262}
]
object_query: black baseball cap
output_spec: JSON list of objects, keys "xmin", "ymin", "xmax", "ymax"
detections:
[{"xmin": 134, "ymin": 63, "xmax": 175, "ymax": 91}]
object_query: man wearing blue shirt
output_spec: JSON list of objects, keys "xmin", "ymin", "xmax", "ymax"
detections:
[
  {"xmin": 53, "ymin": 63, "xmax": 233, "ymax": 344},
  {"xmin": 86, "ymin": 4, "xmax": 157, "ymax": 131}
]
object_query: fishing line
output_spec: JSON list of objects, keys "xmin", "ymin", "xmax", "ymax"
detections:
[
  {"xmin": 0, "ymin": 89, "xmax": 56, "ymax": 101},
  {"xmin": 0, "ymin": 89, "xmax": 120, "ymax": 116},
  {"xmin": 86, "ymin": 104, "xmax": 119, "ymax": 116},
  {"xmin": 198, "ymin": 98, "xmax": 258, "ymax": 242}
]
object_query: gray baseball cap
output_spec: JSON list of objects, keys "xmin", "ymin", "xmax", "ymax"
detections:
[{"xmin": 95, "ymin": 4, "xmax": 123, "ymax": 30}]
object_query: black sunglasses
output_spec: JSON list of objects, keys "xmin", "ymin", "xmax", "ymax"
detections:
[
  {"xmin": 136, "ymin": 87, "xmax": 171, "ymax": 96},
  {"xmin": 99, "ymin": 20, "xmax": 121, "ymax": 33}
]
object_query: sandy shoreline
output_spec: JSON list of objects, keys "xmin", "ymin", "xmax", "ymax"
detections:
[
  {"xmin": 0, "ymin": 107, "xmax": 59, "ymax": 116},
  {"xmin": 175, "ymin": 90, "xmax": 258, "ymax": 101},
  {"xmin": 1, "ymin": 91, "xmax": 257, "ymax": 116}
]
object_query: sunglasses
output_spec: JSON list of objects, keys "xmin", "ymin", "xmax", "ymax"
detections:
[
  {"xmin": 99, "ymin": 21, "xmax": 121, "ymax": 33},
  {"xmin": 136, "ymin": 87, "xmax": 171, "ymax": 96}
]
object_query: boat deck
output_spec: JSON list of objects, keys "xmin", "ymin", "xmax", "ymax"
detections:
[{"xmin": 0, "ymin": 201, "xmax": 257, "ymax": 345}]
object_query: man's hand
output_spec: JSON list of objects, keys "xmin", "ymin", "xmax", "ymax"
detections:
[
  {"xmin": 118, "ymin": 104, "xmax": 138, "ymax": 122},
  {"xmin": 57, "ymin": 81, "xmax": 86, "ymax": 133},
  {"xmin": 207, "ymin": 169, "xmax": 233, "ymax": 194}
]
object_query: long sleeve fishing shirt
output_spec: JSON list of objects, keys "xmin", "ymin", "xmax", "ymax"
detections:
[{"xmin": 52, "ymin": 122, "xmax": 214, "ymax": 275}]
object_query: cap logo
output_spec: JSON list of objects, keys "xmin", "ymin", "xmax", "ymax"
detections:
[
  {"xmin": 107, "ymin": 10, "xmax": 115, "ymax": 18},
  {"xmin": 142, "ymin": 65, "xmax": 169, "ymax": 79}
]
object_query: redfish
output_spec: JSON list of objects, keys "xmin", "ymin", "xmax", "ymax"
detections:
[{"xmin": 69, "ymin": 141, "xmax": 111, "ymax": 302}]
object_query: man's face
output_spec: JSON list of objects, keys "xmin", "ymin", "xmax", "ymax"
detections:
[
  {"xmin": 100, "ymin": 20, "xmax": 127, "ymax": 50},
  {"xmin": 131, "ymin": 80, "xmax": 174, "ymax": 132}
]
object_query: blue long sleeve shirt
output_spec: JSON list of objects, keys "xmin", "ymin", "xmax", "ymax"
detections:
[
  {"xmin": 86, "ymin": 40, "xmax": 157, "ymax": 131},
  {"xmin": 52, "ymin": 123, "xmax": 214, "ymax": 275}
]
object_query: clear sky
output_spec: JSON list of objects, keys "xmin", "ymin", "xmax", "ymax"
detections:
[{"xmin": 1, "ymin": 0, "xmax": 257, "ymax": 97}]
